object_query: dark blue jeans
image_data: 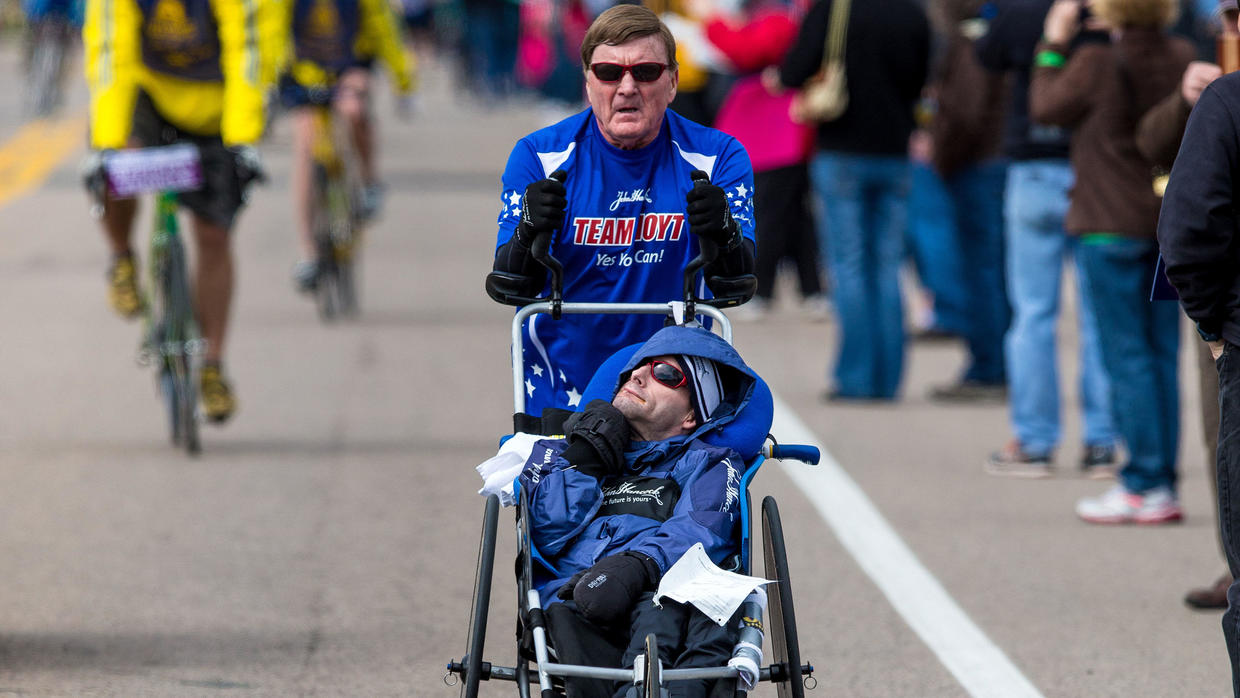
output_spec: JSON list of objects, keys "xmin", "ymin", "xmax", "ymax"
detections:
[
  {"xmin": 1077, "ymin": 237, "xmax": 1180, "ymax": 493},
  {"xmin": 1217, "ymin": 342, "xmax": 1240, "ymax": 695},
  {"xmin": 906, "ymin": 162, "xmax": 969, "ymax": 335},
  {"xmin": 810, "ymin": 152, "xmax": 909, "ymax": 399},
  {"xmin": 944, "ymin": 159, "xmax": 1010, "ymax": 384}
]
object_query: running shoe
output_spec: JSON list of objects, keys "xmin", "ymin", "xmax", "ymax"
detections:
[
  {"xmin": 292, "ymin": 259, "xmax": 319, "ymax": 293},
  {"xmin": 200, "ymin": 364, "xmax": 236, "ymax": 424},
  {"xmin": 1080, "ymin": 444, "xmax": 1118, "ymax": 480},
  {"xmin": 107, "ymin": 254, "xmax": 143, "ymax": 319},
  {"xmin": 356, "ymin": 182, "xmax": 385, "ymax": 222},
  {"xmin": 1075, "ymin": 484, "xmax": 1182, "ymax": 525},
  {"xmin": 984, "ymin": 440, "xmax": 1053, "ymax": 479}
]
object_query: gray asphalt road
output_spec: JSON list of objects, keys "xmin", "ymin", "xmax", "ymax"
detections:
[{"xmin": 0, "ymin": 46, "xmax": 1231, "ymax": 697}]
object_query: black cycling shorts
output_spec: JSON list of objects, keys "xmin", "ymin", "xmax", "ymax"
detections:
[
  {"xmin": 130, "ymin": 91, "xmax": 245, "ymax": 229},
  {"xmin": 277, "ymin": 73, "xmax": 335, "ymax": 109}
]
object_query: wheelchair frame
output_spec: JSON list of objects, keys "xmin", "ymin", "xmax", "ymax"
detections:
[{"xmin": 446, "ymin": 302, "xmax": 819, "ymax": 698}]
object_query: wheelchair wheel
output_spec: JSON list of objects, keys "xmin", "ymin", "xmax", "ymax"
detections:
[
  {"xmin": 762, "ymin": 497, "xmax": 804, "ymax": 698},
  {"xmin": 641, "ymin": 632, "xmax": 661, "ymax": 698},
  {"xmin": 462, "ymin": 495, "xmax": 500, "ymax": 698}
]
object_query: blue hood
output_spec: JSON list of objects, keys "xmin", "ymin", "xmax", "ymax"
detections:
[{"xmin": 613, "ymin": 326, "xmax": 758, "ymax": 443}]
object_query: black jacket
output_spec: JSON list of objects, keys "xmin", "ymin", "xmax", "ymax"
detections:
[
  {"xmin": 1157, "ymin": 71, "xmax": 1240, "ymax": 344},
  {"xmin": 779, "ymin": 0, "xmax": 930, "ymax": 155}
]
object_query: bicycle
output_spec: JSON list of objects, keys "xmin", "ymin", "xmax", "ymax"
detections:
[
  {"xmin": 95, "ymin": 145, "xmax": 207, "ymax": 455},
  {"xmin": 307, "ymin": 102, "xmax": 362, "ymax": 321}
]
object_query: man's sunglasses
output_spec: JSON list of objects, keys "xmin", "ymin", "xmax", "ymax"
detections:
[
  {"xmin": 589, "ymin": 62, "xmax": 668, "ymax": 83},
  {"xmin": 647, "ymin": 359, "xmax": 687, "ymax": 389}
]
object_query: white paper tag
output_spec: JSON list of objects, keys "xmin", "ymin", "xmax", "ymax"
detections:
[{"xmin": 652, "ymin": 543, "xmax": 772, "ymax": 626}]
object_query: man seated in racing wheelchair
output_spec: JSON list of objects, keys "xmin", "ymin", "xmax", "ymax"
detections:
[{"xmin": 517, "ymin": 324, "xmax": 757, "ymax": 698}]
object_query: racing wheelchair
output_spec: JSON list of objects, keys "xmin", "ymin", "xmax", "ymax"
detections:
[{"xmin": 445, "ymin": 236, "xmax": 820, "ymax": 697}]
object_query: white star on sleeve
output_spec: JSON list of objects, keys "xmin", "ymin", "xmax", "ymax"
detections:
[
  {"xmin": 736, "ymin": 183, "xmax": 749, "ymax": 198},
  {"xmin": 525, "ymin": 379, "xmax": 536, "ymax": 397},
  {"xmin": 531, "ymin": 364, "xmax": 544, "ymax": 377},
  {"xmin": 559, "ymin": 370, "xmax": 567, "ymax": 382},
  {"xmin": 508, "ymin": 191, "xmax": 522, "ymax": 206},
  {"xmin": 566, "ymin": 387, "xmax": 582, "ymax": 407}
]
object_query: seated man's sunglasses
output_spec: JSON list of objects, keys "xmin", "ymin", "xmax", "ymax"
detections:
[
  {"xmin": 647, "ymin": 359, "xmax": 687, "ymax": 389},
  {"xmin": 589, "ymin": 62, "xmax": 668, "ymax": 83}
]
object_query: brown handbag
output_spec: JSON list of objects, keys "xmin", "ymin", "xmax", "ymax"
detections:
[{"xmin": 790, "ymin": 0, "xmax": 851, "ymax": 124}]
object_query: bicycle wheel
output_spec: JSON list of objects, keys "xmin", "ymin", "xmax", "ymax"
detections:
[
  {"xmin": 329, "ymin": 181, "xmax": 359, "ymax": 317},
  {"xmin": 162, "ymin": 354, "xmax": 200, "ymax": 455},
  {"xmin": 641, "ymin": 632, "xmax": 661, "ymax": 698},
  {"xmin": 762, "ymin": 497, "xmax": 803, "ymax": 698},
  {"xmin": 159, "ymin": 215, "xmax": 201, "ymax": 456},
  {"xmin": 462, "ymin": 495, "xmax": 499, "ymax": 698}
]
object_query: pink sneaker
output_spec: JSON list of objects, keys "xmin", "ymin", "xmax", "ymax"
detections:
[{"xmin": 1075, "ymin": 485, "xmax": 1183, "ymax": 525}]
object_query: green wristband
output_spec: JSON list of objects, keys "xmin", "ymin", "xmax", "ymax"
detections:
[{"xmin": 1035, "ymin": 49, "xmax": 1066, "ymax": 68}]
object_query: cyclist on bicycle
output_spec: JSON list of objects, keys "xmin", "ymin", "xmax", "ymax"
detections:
[
  {"xmin": 492, "ymin": 5, "xmax": 757, "ymax": 415},
  {"xmin": 83, "ymin": 0, "xmax": 271, "ymax": 423},
  {"xmin": 277, "ymin": 0, "xmax": 414, "ymax": 291}
]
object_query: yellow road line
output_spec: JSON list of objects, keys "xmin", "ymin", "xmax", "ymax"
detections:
[{"xmin": 0, "ymin": 113, "xmax": 86, "ymax": 209}]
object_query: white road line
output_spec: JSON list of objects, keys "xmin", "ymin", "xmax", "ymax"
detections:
[{"xmin": 770, "ymin": 393, "xmax": 1044, "ymax": 698}]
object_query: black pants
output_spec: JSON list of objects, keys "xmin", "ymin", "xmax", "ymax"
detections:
[
  {"xmin": 546, "ymin": 594, "xmax": 738, "ymax": 698},
  {"xmin": 753, "ymin": 165, "xmax": 822, "ymax": 301}
]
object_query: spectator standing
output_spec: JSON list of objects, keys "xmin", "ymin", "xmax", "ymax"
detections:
[
  {"xmin": 1158, "ymin": 3, "xmax": 1240, "ymax": 683},
  {"xmin": 779, "ymin": 0, "xmax": 931, "ymax": 401},
  {"xmin": 1031, "ymin": 0, "xmax": 1194, "ymax": 523},
  {"xmin": 922, "ymin": 0, "xmax": 1012, "ymax": 404},
  {"xmin": 1140, "ymin": 0, "xmax": 1236, "ymax": 609},
  {"xmin": 905, "ymin": 121, "xmax": 972, "ymax": 342},
  {"xmin": 977, "ymin": 0, "xmax": 1118, "ymax": 477},
  {"xmin": 462, "ymin": 0, "xmax": 520, "ymax": 101},
  {"xmin": 694, "ymin": 0, "xmax": 827, "ymax": 320}
]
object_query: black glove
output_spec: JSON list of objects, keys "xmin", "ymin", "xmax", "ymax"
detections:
[
  {"xmin": 81, "ymin": 149, "xmax": 111, "ymax": 205},
  {"xmin": 686, "ymin": 170, "xmax": 741, "ymax": 251},
  {"xmin": 515, "ymin": 169, "xmax": 567, "ymax": 247},
  {"xmin": 561, "ymin": 399, "xmax": 630, "ymax": 478},
  {"xmin": 565, "ymin": 552, "xmax": 661, "ymax": 625}
]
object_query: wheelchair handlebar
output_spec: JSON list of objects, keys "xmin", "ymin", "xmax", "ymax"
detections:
[{"xmin": 766, "ymin": 444, "xmax": 820, "ymax": 465}]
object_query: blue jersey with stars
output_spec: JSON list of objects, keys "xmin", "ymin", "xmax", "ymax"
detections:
[{"xmin": 495, "ymin": 108, "xmax": 755, "ymax": 414}]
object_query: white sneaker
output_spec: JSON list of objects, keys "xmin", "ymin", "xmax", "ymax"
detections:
[
  {"xmin": 730, "ymin": 298, "xmax": 771, "ymax": 322},
  {"xmin": 1075, "ymin": 484, "xmax": 1183, "ymax": 525}
]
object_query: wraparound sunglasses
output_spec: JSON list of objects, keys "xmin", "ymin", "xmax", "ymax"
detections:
[
  {"xmin": 589, "ymin": 62, "xmax": 668, "ymax": 83},
  {"xmin": 647, "ymin": 359, "xmax": 687, "ymax": 389}
]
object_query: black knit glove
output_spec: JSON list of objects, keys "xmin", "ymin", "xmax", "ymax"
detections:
[
  {"xmin": 686, "ymin": 170, "xmax": 741, "ymax": 251},
  {"xmin": 515, "ymin": 169, "xmax": 567, "ymax": 247},
  {"xmin": 561, "ymin": 399, "xmax": 630, "ymax": 478},
  {"xmin": 559, "ymin": 552, "xmax": 661, "ymax": 624}
]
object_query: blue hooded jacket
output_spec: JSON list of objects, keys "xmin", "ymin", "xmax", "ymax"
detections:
[{"xmin": 518, "ymin": 326, "xmax": 759, "ymax": 605}]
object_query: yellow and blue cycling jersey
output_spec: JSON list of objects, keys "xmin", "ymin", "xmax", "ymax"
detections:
[
  {"xmin": 84, "ymin": 0, "xmax": 272, "ymax": 148},
  {"xmin": 280, "ymin": 0, "xmax": 413, "ymax": 94}
]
